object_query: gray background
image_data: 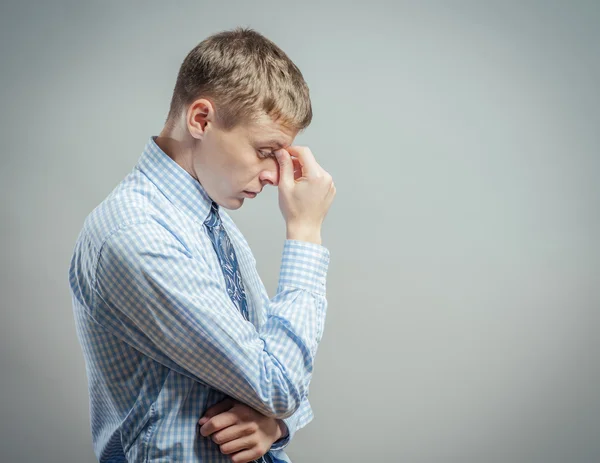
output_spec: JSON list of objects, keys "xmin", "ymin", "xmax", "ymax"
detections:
[{"xmin": 1, "ymin": 0, "xmax": 598, "ymax": 462}]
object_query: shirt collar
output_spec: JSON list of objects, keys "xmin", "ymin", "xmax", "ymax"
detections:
[{"xmin": 136, "ymin": 135, "xmax": 215, "ymax": 224}]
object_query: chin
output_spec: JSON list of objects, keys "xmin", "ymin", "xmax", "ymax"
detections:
[{"xmin": 218, "ymin": 197, "xmax": 244, "ymax": 210}]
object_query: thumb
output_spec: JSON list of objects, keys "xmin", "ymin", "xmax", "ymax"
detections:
[
  {"xmin": 275, "ymin": 149, "xmax": 294, "ymax": 187},
  {"xmin": 198, "ymin": 397, "xmax": 234, "ymax": 425}
]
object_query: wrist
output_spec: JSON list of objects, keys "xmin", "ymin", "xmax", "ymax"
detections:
[
  {"xmin": 276, "ymin": 419, "xmax": 289, "ymax": 440},
  {"xmin": 286, "ymin": 223, "xmax": 321, "ymax": 245}
]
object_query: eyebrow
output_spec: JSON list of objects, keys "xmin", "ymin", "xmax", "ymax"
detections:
[{"xmin": 258, "ymin": 140, "xmax": 287, "ymax": 149}]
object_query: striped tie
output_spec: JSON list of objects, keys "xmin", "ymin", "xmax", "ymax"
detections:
[{"xmin": 204, "ymin": 200, "xmax": 250, "ymax": 321}]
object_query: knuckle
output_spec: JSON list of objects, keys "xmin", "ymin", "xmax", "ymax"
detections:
[
  {"xmin": 230, "ymin": 410, "xmax": 243, "ymax": 422},
  {"xmin": 233, "ymin": 452, "xmax": 247, "ymax": 462},
  {"xmin": 297, "ymin": 146, "xmax": 313, "ymax": 158}
]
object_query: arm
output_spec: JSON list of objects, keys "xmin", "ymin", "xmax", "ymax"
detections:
[
  {"xmin": 270, "ymin": 395, "xmax": 314, "ymax": 451},
  {"xmin": 92, "ymin": 219, "xmax": 329, "ymax": 419},
  {"xmin": 197, "ymin": 394, "xmax": 311, "ymax": 454},
  {"xmin": 198, "ymin": 384, "xmax": 314, "ymax": 451}
]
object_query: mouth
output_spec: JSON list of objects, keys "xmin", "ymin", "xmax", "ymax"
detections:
[{"xmin": 243, "ymin": 191, "xmax": 258, "ymax": 198}]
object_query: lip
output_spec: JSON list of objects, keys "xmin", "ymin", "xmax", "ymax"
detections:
[{"xmin": 243, "ymin": 191, "xmax": 258, "ymax": 198}]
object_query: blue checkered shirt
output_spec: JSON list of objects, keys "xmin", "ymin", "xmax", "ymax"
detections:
[{"xmin": 68, "ymin": 136, "xmax": 330, "ymax": 462}]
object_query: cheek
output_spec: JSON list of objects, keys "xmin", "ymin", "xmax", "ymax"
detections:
[
  {"xmin": 225, "ymin": 162, "xmax": 257, "ymax": 188},
  {"xmin": 216, "ymin": 146, "xmax": 262, "ymax": 184},
  {"xmin": 235, "ymin": 154, "xmax": 263, "ymax": 177}
]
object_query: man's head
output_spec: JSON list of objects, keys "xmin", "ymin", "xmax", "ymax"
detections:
[{"xmin": 159, "ymin": 27, "xmax": 312, "ymax": 210}]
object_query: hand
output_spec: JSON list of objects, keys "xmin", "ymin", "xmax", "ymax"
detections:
[
  {"xmin": 275, "ymin": 146, "xmax": 336, "ymax": 244},
  {"xmin": 198, "ymin": 397, "xmax": 288, "ymax": 463}
]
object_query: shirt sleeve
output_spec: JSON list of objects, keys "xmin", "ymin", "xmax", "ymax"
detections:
[
  {"xmin": 92, "ymin": 220, "xmax": 329, "ymax": 420},
  {"xmin": 270, "ymin": 394, "xmax": 314, "ymax": 451}
]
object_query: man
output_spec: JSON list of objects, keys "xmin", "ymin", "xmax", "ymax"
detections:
[{"xmin": 68, "ymin": 27, "xmax": 335, "ymax": 463}]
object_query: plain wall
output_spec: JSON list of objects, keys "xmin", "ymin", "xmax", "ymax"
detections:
[{"xmin": 1, "ymin": 1, "xmax": 598, "ymax": 462}]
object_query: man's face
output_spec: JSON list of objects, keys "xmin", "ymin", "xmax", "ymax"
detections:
[{"xmin": 191, "ymin": 110, "xmax": 297, "ymax": 210}]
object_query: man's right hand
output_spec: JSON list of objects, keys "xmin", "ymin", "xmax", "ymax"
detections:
[{"xmin": 275, "ymin": 146, "xmax": 336, "ymax": 245}]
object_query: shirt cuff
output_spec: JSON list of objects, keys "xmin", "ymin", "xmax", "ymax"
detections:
[
  {"xmin": 277, "ymin": 240, "xmax": 330, "ymax": 296},
  {"xmin": 270, "ymin": 413, "xmax": 299, "ymax": 451}
]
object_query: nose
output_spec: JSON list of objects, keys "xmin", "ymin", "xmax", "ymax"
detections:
[{"xmin": 258, "ymin": 162, "xmax": 280, "ymax": 187}]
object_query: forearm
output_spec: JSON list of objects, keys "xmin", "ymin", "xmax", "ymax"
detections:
[
  {"xmin": 270, "ymin": 395, "xmax": 314, "ymax": 451},
  {"xmin": 96, "ymin": 223, "xmax": 330, "ymax": 419}
]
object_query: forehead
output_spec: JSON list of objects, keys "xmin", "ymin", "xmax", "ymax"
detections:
[{"xmin": 245, "ymin": 114, "xmax": 296, "ymax": 146}]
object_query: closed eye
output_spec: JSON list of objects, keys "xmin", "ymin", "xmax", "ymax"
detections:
[{"xmin": 258, "ymin": 150, "xmax": 275, "ymax": 159}]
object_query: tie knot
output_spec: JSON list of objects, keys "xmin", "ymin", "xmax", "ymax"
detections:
[{"xmin": 204, "ymin": 201, "xmax": 222, "ymax": 229}]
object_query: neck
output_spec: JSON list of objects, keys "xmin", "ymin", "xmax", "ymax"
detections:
[{"xmin": 156, "ymin": 123, "xmax": 199, "ymax": 180}]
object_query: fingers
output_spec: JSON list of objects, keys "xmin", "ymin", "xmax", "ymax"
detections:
[
  {"xmin": 197, "ymin": 401, "xmax": 274, "ymax": 463},
  {"xmin": 282, "ymin": 145, "xmax": 320, "ymax": 178},
  {"xmin": 292, "ymin": 156, "xmax": 302, "ymax": 180},
  {"xmin": 198, "ymin": 397, "xmax": 234, "ymax": 426},
  {"xmin": 275, "ymin": 149, "xmax": 294, "ymax": 187},
  {"xmin": 210, "ymin": 423, "xmax": 255, "ymax": 447},
  {"xmin": 227, "ymin": 445, "xmax": 270, "ymax": 463},
  {"xmin": 212, "ymin": 425, "xmax": 255, "ymax": 452},
  {"xmin": 199, "ymin": 410, "xmax": 239, "ymax": 437},
  {"xmin": 275, "ymin": 151, "xmax": 304, "ymax": 184}
]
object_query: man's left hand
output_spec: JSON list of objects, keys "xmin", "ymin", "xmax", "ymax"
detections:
[{"xmin": 198, "ymin": 397, "xmax": 288, "ymax": 463}]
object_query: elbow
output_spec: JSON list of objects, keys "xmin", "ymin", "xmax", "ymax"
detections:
[
  {"xmin": 257, "ymin": 370, "xmax": 307, "ymax": 419},
  {"xmin": 271, "ymin": 397, "xmax": 302, "ymax": 420},
  {"xmin": 256, "ymin": 335, "xmax": 313, "ymax": 418},
  {"xmin": 264, "ymin": 401, "xmax": 301, "ymax": 420}
]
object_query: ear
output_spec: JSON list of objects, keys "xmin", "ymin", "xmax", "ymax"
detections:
[{"xmin": 187, "ymin": 98, "xmax": 215, "ymax": 140}]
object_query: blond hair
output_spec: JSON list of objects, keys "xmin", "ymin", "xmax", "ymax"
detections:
[{"xmin": 166, "ymin": 27, "xmax": 313, "ymax": 132}]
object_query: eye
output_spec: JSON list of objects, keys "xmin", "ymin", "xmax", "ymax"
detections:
[{"xmin": 257, "ymin": 150, "xmax": 274, "ymax": 159}]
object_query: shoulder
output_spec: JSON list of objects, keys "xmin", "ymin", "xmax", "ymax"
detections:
[{"xmin": 79, "ymin": 168, "xmax": 190, "ymax": 256}]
